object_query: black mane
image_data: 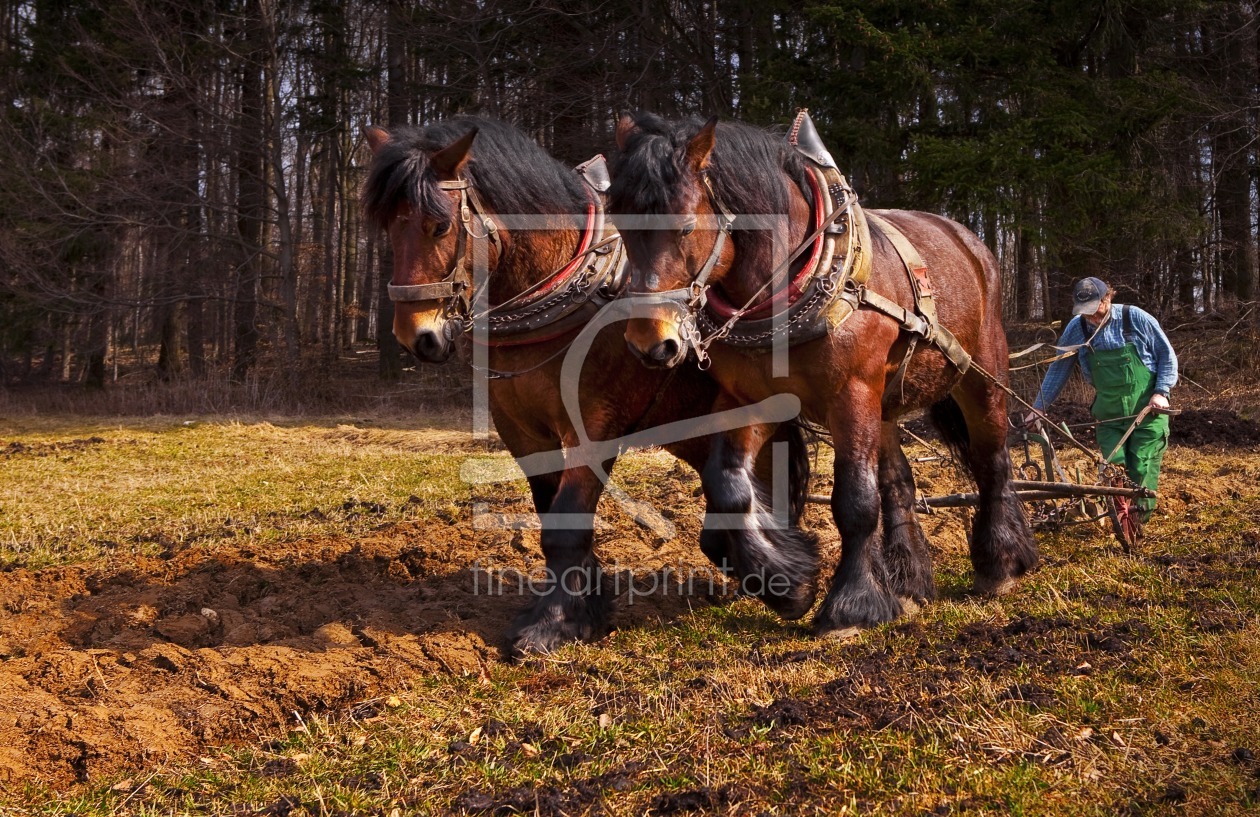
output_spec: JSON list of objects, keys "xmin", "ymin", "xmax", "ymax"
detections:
[
  {"xmin": 608, "ymin": 113, "xmax": 812, "ymax": 221},
  {"xmin": 363, "ymin": 116, "xmax": 590, "ymax": 229}
]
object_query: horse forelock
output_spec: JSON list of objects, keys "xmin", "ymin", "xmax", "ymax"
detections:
[
  {"xmin": 363, "ymin": 117, "xmax": 589, "ymax": 230},
  {"xmin": 609, "ymin": 116, "xmax": 701, "ymax": 217},
  {"xmin": 362, "ymin": 131, "xmax": 453, "ymax": 229},
  {"xmin": 610, "ymin": 115, "xmax": 810, "ymax": 229}
]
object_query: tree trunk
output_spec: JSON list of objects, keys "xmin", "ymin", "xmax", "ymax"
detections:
[
  {"xmin": 1212, "ymin": 2, "xmax": 1257, "ymax": 306},
  {"xmin": 377, "ymin": 0, "xmax": 409, "ymax": 380},
  {"xmin": 232, "ymin": 20, "xmax": 265, "ymax": 382}
]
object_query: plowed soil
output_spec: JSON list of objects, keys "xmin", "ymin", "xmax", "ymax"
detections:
[
  {"xmin": 1, "ymin": 420, "xmax": 1256, "ymax": 790},
  {"xmin": 0, "ymin": 456, "xmax": 730, "ymax": 789}
]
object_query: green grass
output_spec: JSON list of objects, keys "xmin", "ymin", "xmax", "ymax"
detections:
[
  {"xmin": 0, "ymin": 417, "xmax": 503, "ymax": 570},
  {"xmin": 1, "ymin": 417, "xmax": 1258, "ymax": 815}
]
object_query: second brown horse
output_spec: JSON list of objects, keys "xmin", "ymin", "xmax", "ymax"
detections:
[{"xmin": 609, "ymin": 112, "xmax": 1038, "ymax": 637}]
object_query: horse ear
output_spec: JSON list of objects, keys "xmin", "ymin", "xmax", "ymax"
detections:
[
  {"xmin": 365, "ymin": 126, "xmax": 390, "ymax": 155},
  {"xmin": 615, "ymin": 114, "xmax": 638, "ymax": 152},
  {"xmin": 431, "ymin": 128, "xmax": 478, "ymax": 177},
  {"xmin": 686, "ymin": 116, "xmax": 718, "ymax": 172}
]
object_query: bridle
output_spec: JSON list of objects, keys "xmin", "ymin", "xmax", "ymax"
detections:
[
  {"xmin": 626, "ymin": 167, "xmax": 855, "ymax": 367},
  {"xmin": 387, "ymin": 178, "xmax": 501, "ymax": 338},
  {"xmin": 616, "ymin": 174, "xmax": 735, "ymax": 369},
  {"xmin": 386, "ymin": 175, "xmax": 609, "ymax": 343}
]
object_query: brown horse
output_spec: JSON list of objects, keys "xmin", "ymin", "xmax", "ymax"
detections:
[
  {"xmin": 362, "ymin": 116, "xmax": 818, "ymax": 656},
  {"xmin": 608, "ymin": 112, "xmax": 1038, "ymax": 637}
]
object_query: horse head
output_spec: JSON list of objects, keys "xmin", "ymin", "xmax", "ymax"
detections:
[
  {"xmin": 608, "ymin": 114, "xmax": 736, "ymax": 369},
  {"xmin": 363, "ymin": 122, "xmax": 509, "ymax": 363},
  {"xmin": 610, "ymin": 114, "xmax": 814, "ymax": 370},
  {"xmin": 364, "ymin": 118, "xmax": 599, "ymax": 365}
]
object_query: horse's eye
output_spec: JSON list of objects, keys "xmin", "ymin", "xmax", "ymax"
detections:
[
  {"xmin": 680, "ymin": 220, "xmax": 697, "ymax": 237},
  {"xmin": 432, "ymin": 221, "xmax": 452, "ymax": 238}
]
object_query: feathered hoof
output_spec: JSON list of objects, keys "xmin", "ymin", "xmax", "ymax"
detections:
[
  {"xmin": 811, "ymin": 578, "xmax": 902, "ymax": 637},
  {"xmin": 504, "ymin": 594, "xmax": 612, "ymax": 660},
  {"xmin": 758, "ymin": 578, "xmax": 818, "ymax": 621},
  {"xmin": 972, "ymin": 574, "xmax": 1018, "ymax": 597}
]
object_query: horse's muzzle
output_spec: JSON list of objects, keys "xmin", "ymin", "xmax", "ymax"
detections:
[
  {"xmin": 626, "ymin": 336, "xmax": 684, "ymax": 369},
  {"xmin": 407, "ymin": 327, "xmax": 453, "ymax": 363},
  {"xmin": 395, "ymin": 304, "xmax": 454, "ymax": 363}
]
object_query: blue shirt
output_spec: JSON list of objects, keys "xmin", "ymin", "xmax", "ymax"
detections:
[{"xmin": 1032, "ymin": 304, "xmax": 1178, "ymax": 411}]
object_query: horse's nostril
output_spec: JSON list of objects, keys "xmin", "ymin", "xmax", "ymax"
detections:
[
  {"xmin": 414, "ymin": 330, "xmax": 447, "ymax": 360},
  {"xmin": 652, "ymin": 338, "xmax": 680, "ymax": 363}
]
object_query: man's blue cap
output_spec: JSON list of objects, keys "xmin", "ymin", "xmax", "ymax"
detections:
[{"xmin": 1072, "ymin": 276, "xmax": 1109, "ymax": 316}]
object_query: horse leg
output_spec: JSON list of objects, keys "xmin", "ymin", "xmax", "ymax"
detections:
[
  {"xmin": 667, "ymin": 419, "xmax": 813, "ymax": 577},
  {"xmin": 526, "ymin": 474, "xmax": 561, "ymax": 515},
  {"xmin": 662, "ymin": 433, "xmax": 734, "ymax": 570},
  {"xmin": 752, "ymin": 420, "xmax": 814, "ymax": 528},
  {"xmin": 931, "ymin": 379, "xmax": 1038, "ymax": 596},
  {"xmin": 814, "ymin": 387, "xmax": 903, "ymax": 635},
  {"xmin": 505, "ymin": 459, "xmax": 615, "ymax": 657},
  {"xmin": 700, "ymin": 418, "xmax": 818, "ymax": 621},
  {"xmin": 878, "ymin": 421, "xmax": 936, "ymax": 605}
]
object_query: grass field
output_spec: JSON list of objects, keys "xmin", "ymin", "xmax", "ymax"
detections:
[{"xmin": 1, "ymin": 409, "xmax": 1257, "ymax": 815}]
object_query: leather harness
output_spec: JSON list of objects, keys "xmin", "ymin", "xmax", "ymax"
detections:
[
  {"xmin": 666, "ymin": 109, "xmax": 973, "ymax": 384},
  {"xmin": 386, "ymin": 167, "xmax": 627, "ymax": 347}
]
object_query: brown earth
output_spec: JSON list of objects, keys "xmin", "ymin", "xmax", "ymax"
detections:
[
  {"xmin": 0, "ymin": 459, "xmax": 737, "ymax": 790},
  {"xmin": 0, "ymin": 431, "xmax": 1256, "ymax": 791}
]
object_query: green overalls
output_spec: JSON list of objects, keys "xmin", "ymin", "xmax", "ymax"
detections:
[{"xmin": 1087, "ymin": 306, "xmax": 1169, "ymax": 521}]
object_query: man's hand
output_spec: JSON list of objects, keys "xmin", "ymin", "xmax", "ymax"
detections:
[
  {"xmin": 1150, "ymin": 393, "xmax": 1170, "ymax": 410},
  {"xmin": 1021, "ymin": 411, "xmax": 1040, "ymax": 428}
]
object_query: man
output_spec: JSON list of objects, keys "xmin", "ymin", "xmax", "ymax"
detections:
[{"xmin": 1024, "ymin": 276, "xmax": 1178, "ymax": 521}]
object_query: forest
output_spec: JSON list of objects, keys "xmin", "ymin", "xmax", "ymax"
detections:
[{"xmin": 0, "ymin": 0, "xmax": 1256, "ymax": 388}]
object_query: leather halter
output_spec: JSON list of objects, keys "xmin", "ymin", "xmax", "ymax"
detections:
[
  {"xmin": 387, "ymin": 175, "xmax": 620, "ymax": 346},
  {"xmin": 386, "ymin": 178, "xmax": 500, "ymax": 332}
]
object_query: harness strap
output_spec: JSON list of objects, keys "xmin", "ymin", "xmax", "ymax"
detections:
[
  {"xmin": 387, "ymin": 280, "xmax": 465, "ymax": 302},
  {"xmin": 862, "ymin": 213, "xmax": 973, "ymax": 375},
  {"xmin": 693, "ymin": 175, "xmax": 736, "ymax": 295},
  {"xmin": 867, "ymin": 212, "xmax": 936, "ymax": 322}
]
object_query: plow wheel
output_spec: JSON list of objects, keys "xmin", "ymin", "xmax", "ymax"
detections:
[{"xmin": 1105, "ymin": 488, "xmax": 1144, "ymax": 552}]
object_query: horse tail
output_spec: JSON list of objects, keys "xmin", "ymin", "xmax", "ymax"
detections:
[{"xmin": 928, "ymin": 395, "xmax": 973, "ymax": 476}]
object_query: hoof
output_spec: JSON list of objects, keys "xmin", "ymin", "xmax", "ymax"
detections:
[
  {"xmin": 506, "ymin": 618, "xmax": 570, "ymax": 659},
  {"xmin": 759, "ymin": 577, "xmax": 818, "ymax": 622},
  {"xmin": 897, "ymin": 596, "xmax": 923, "ymax": 617},
  {"xmin": 818, "ymin": 625, "xmax": 863, "ymax": 642},
  {"xmin": 811, "ymin": 577, "xmax": 902, "ymax": 636},
  {"xmin": 505, "ymin": 594, "xmax": 612, "ymax": 659},
  {"xmin": 973, "ymin": 575, "xmax": 1018, "ymax": 597}
]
